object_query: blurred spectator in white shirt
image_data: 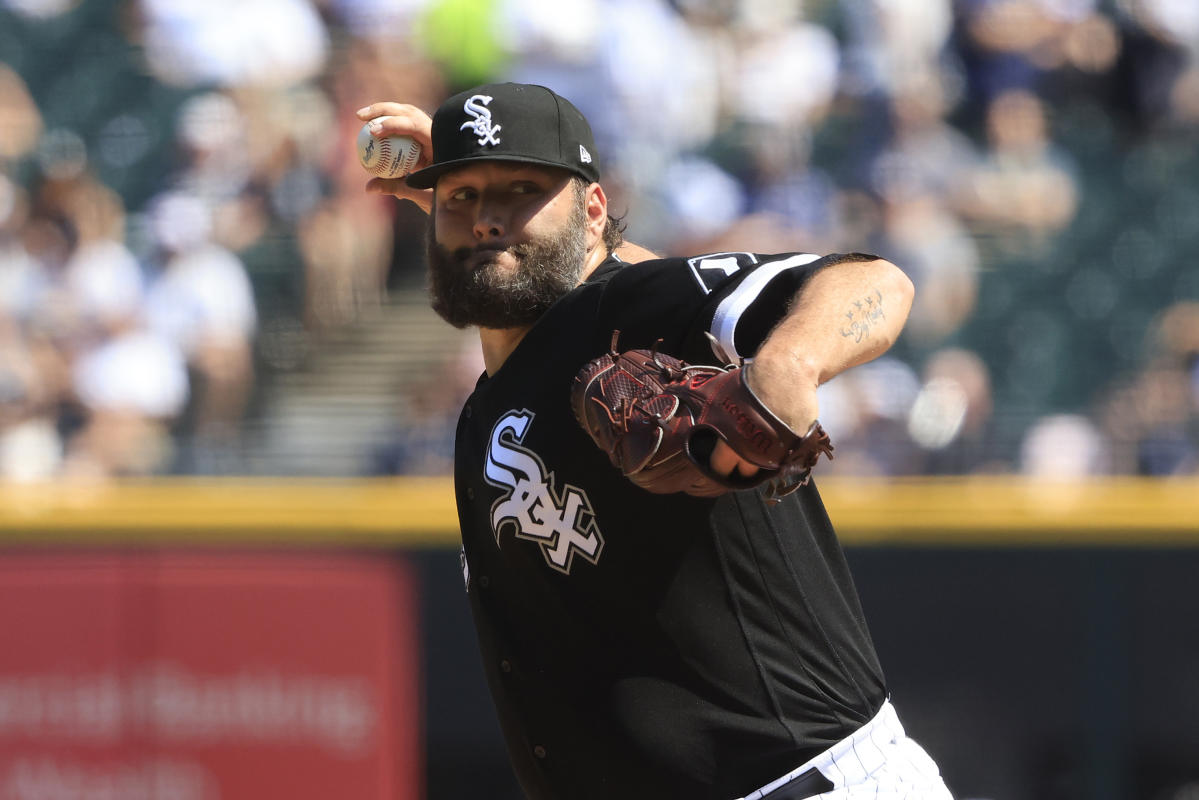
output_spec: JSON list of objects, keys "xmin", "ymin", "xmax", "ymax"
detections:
[
  {"xmin": 143, "ymin": 191, "xmax": 257, "ymax": 470},
  {"xmin": 137, "ymin": 0, "xmax": 329, "ymax": 89},
  {"xmin": 1019, "ymin": 413, "xmax": 1108, "ymax": 476},
  {"xmin": 63, "ymin": 327, "xmax": 189, "ymax": 478},
  {"xmin": 840, "ymin": 0, "xmax": 954, "ymax": 97},
  {"xmin": 908, "ymin": 347, "xmax": 1001, "ymax": 474},
  {"xmin": 727, "ymin": 2, "xmax": 839, "ymax": 132},
  {"xmin": 816, "ymin": 356, "xmax": 924, "ymax": 476},
  {"xmin": 327, "ymin": 0, "xmax": 434, "ymax": 45}
]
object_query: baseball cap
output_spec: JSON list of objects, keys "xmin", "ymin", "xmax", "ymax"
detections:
[{"xmin": 405, "ymin": 83, "xmax": 601, "ymax": 189}]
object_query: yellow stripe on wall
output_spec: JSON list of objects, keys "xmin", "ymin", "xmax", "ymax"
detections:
[
  {"xmin": 0, "ymin": 477, "xmax": 1197, "ymax": 547},
  {"xmin": 817, "ymin": 477, "xmax": 1199, "ymax": 546},
  {"xmin": 0, "ymin": 478, "xmax": 458, "ymax": 546}
]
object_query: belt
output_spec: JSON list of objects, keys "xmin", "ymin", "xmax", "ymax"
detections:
[{"xmin": 758, "ymin": 766, "xmax": 833, "ymax": 800}]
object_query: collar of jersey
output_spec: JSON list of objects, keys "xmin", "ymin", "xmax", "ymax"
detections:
[{"xmin": 583, "ymin": 254, "xmax": 625, "ymax": 284}]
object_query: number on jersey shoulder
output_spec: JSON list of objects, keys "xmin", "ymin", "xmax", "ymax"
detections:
[{"xmin": 687, "ymin": 252, "xmax": 761, "ymax": 295}]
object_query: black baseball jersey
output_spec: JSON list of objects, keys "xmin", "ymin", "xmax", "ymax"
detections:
[{"xmin": 453, "ymin": 251, "xmax": 887, "ymax": 800}]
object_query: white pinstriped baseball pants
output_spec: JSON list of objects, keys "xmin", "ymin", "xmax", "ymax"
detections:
[{"xmin": 737, "ymin": 701, "xmax": 953, "ymax": 800}]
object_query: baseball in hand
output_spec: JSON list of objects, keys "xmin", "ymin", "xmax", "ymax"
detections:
[{"xmin": 357, "ymin": 121, "xmax": 422, "ymax": 178}]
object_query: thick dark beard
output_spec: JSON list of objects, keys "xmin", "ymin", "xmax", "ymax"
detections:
[{"xmin": 426, "ymin": 202, "xmax": 588, "ymax": 330}]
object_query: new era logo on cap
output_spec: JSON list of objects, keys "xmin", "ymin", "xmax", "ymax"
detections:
[{"xmin": 406, "ymin": 83, "xmax": 602, "ymax": 189}]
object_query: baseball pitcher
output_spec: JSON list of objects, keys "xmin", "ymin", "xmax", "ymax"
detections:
[{"xmin": 358, "ymin": 82, "xmax": 953, "ymax": 800}]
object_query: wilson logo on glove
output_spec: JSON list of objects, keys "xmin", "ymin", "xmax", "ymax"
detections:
[{"xmin": 571, "ymin": 332, "xmax": 834, "ymax": 502}]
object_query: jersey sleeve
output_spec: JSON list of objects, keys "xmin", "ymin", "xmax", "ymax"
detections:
[
  {"xmin": 689, "ymin": 251, "xmax": 881, "ymax": 362},
  {"xmin": 593, "ymin": 251, "xmax": 879, "ymax": 365}
]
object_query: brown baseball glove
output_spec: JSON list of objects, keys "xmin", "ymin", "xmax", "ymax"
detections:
[{"xmin": 571, "ymin": 332, "xmax": 833, "ymax": 501}]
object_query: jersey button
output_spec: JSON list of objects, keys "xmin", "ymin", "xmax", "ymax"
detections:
[
  {"xmin": 466, "ymin": 487, "xmax": 475, "ymax": 501},
  {"xmin": 499, "ymin": 659, "xmax": 512, "ymax": 673},
  {"xmin": 478, "ymin": 575, "xmax": 490, "ymax": 588},
  {"xmin": 464, "ymin": 404, "xmax": 472, "ymax": 418},
  {"xmin": 532, "ymin": 745, "xmax": 546, "ymax": 759}
]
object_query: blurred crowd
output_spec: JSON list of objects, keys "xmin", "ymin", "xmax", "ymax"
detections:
[{"xmin": 0, "ymin": 0, "xmax": 1197, "ymax": 480}]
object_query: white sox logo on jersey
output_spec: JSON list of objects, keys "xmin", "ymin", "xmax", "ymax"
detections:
[
  {"xmin": 461, "ymin": 94, "xmax": 502, "ymax": 146},
  {"xmin": 484, "ymin": 410, "xmax": 604, "ymax": 574}
]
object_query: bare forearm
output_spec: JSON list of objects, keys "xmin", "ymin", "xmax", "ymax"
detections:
[
  {"xmin": 765, "ymin": 257, "xmax": 913, "ymax": 383},
  {"xmin": 746, "ymin": 258, "xmax": 914, "ymax": 430}
]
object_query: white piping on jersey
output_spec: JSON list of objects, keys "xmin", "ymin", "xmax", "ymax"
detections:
[{"xmin": 709, "ymin": 253, "xmax": 821, "ymax": 362}]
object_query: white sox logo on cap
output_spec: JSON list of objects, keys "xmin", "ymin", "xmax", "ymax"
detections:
[
  {"xmin": 461, "ymin": 94, "xmax": 502, "ymax": 147},
  {"xmin": 406, "ymin": 82, "xmax": 601, "ymax": 189}
]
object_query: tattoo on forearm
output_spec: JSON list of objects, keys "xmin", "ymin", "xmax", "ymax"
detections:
[{"xmin": 840, "ymin": 288, "xmax": 885, "ymax": 343}]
